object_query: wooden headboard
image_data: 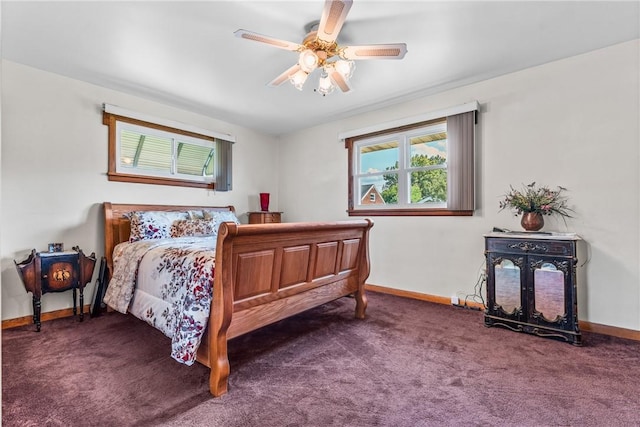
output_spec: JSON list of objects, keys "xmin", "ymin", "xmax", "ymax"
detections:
[{"xmin": 103, "ymin": 202, "xmax": 235, "ymax": 275}]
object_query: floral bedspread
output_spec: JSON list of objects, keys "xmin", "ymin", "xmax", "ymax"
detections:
[{"xmin": 103, "ymin": 237, "xmax": 216, "ymax": 365}]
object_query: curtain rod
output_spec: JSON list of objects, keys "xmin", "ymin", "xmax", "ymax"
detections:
[{"xmin": 338, "ymin": 100, "xmax": 479, "ymax": 141}]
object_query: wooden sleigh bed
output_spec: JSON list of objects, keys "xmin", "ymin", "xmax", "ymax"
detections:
[{"xmin": 103, "ymin": 202, "xmax": 373, "ymax": 396}]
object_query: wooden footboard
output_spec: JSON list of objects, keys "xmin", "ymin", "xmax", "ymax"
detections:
[
  {"xmin": 102, "ymin": 202, "xmax": 372, "ymax": 397},
  {"xmin": 199, "ymin": 220, "xmax": 373, "ymax": 396}
]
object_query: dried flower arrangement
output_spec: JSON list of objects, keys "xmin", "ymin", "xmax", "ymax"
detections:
[{"xmin": 499, "ymin": 182, "xmax": 574, "ymax": 219}]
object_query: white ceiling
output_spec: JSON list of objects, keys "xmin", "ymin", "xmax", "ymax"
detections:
[{"xmin": 2, "ymin": 1, "xmax": 639, "ymax": 136}]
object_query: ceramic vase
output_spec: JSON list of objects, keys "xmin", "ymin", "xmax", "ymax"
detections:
[{"xmin": 259, "ymin": 193, "xmax": 270, "ymax": 211}]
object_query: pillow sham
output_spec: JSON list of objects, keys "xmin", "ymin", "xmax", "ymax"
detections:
[
  {"xmin": 128, "ymin": 211, "xmax": 189, "ymax": 242},
  {"xmin": 170, "ymin": 218, "xmax": 217, "ymax": 238},
  {"xmin": 186, "ymin": 210, "xmax": 205, "ymax": 220},
  {"xmin": 202, "ymin": 209, "xmax": 241, "ymax": 225}
]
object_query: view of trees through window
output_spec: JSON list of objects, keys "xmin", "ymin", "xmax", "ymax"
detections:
[
  {"xmin": 380, "ymin": 153, "xmax": 447, "ymax": 204},
  {"xmin": 356, "ymin": 122, "xmax": 447, "ymax": 208}
]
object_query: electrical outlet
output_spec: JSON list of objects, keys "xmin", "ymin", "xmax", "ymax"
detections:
[{"xmin": 451, "ymin": 296, "xmax": 459, "ymax": 305}]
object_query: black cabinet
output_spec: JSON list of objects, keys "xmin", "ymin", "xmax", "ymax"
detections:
[{"xmin": 484, "ymin": 233, "xmax": 582, "ymax": 345}]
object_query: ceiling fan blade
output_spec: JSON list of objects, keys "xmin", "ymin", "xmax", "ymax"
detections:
[
  {"xmin": 341, "ymin": 43, "xmax": 408, "ymax": 60},
  {"xmin": 317, "ymin": 0, "xmax": 353, "ymax": 43},
  {"xmin": 267, "ymin": 64, "xmax": 302, "ymax": 87},
  {"xmin": 234, "ymin": 29, "xmax": 303, "ymax": 51},
  {"xmin": 329, "ymin": 70, "xmax": 352, "ymax": 93}
]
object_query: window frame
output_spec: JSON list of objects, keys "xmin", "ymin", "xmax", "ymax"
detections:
[
  {"xmin": 345, "ymin": 114, "xmax": 475, "ymax": 217},
  {"xmin": 104, "ymin": 112, "xmax": 217, "ymax": 189}
]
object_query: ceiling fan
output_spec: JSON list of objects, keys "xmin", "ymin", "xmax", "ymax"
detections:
[{"xmin": 234, "ymin": 0, "xmax": 408, "ymax": 96}]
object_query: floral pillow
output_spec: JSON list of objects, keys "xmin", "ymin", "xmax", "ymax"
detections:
[
  {"xmin": 128, "ymin": 211, "xmax": 189, "ymax": 242},
  {"xmin": 170, "ymin": 218, "xmax": 217, "ymax": 238}
]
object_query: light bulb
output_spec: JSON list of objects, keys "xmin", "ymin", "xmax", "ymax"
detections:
[
  {"xmin": 298, "ymin": 49, "xmax": 319, "ymax": 73},
  {"xmin": 334, "ymin": 60, "xmax": 355, "ymax": 79},
  {"xmin": 317, "ymin": 73, "xmax": 335, "ymax": 96},
  {"xmin": 288, "ymin": 69, "xmax": 309, "ymax": 90}
]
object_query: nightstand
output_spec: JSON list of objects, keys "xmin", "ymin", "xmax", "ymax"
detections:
[
  {"xmin": 15, "ymin": 246, "xmax": 96, "ymax": 331},
  {"xmin": 247, "ymin": 211, "xmax": 282, "ymax": 224}
]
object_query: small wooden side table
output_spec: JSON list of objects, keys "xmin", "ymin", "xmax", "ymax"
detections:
[
  {"xmin": 247, "ymin": 211, "xmax": 282, "ymax": 224},
  {"xmin": 15, "ymin": 246, "xmax": 96, "ymax": 331}
]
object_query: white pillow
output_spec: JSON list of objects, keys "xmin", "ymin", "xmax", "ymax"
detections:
[{"xmin": 202, "ymin": 210, "xmax": 241, "ymax": 225}]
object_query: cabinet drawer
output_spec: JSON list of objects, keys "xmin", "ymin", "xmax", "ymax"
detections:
[
  {"xmin": 262, "ymin": 213, "xmax": 281, "ymax": 223},
  {"xmin": 248, "ymin": 212, "xmax": 282, "ymax": 224},
  {"xmin": 486, "ymin": 238, "xmax": 574, "ymax": 256}
]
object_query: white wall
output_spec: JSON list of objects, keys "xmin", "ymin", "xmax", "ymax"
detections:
[
  {"xmin": 277, "ymin": 40, "xmax": 640, "ymax": 330},
  {"xmin": 1, "ymin": 60, "xmax": 279, "ymax": 320}
]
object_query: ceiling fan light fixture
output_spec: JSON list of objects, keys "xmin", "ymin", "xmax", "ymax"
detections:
[
  {"xmin": 289, "ymin": 69, "xmax": 309, "ymax": 90},
  {"xmin": 316, "ymin": 72, "xmax": 335, "ymax": 96},
  {"xmin": 299, "ymin": 49, "xmax": 320, "ymax": 73},
  {"xmin": 334, "ymin": 59, "xmax": 355, "ymax": 79},
  {"xmin": 235, "ymin": 0, "xmax": 407, "ymax": 96}
]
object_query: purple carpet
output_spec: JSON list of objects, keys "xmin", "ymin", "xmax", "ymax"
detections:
[{"xmin": 3, "ymin": 292, "xmax": 640, "ymax": 426}]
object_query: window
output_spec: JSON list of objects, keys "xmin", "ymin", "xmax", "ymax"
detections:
[
  {"xmin": 345, "ymin": 106, "xmax": 476, "ymax": 216},
  {"xmin": 103, "ymin": 105, "xmax": 233, "ymax": 190}
]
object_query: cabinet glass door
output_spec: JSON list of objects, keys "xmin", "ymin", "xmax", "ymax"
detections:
[
  {"xmin": 533, "ymin": 261, "xmax": 565, "ymax": 322},
  {"xmin": 494, "ymin": 258, "xmax": 521, "ymax": 314}
]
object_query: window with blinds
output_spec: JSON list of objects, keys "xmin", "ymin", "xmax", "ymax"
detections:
[
  {"xmin": 345, "ymin": 110, "xmax": 476, "ymax": 216},
  {"xmin": 103, "ymin": 110, "xmax": 233, "ymax": 190}
]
